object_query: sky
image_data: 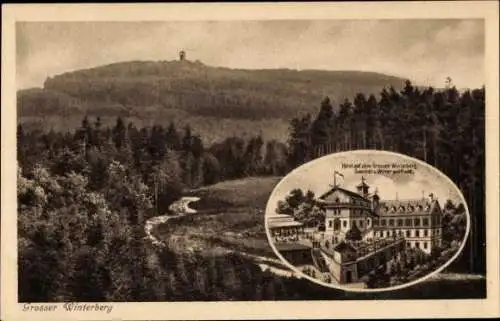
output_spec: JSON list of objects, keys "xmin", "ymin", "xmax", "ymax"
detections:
[
  {"xmin": 266, "ymin": 151, "xmax": 465, "ymax": 216},
  {"xmin": 16, "ymin": 19, "xmax": 484, "ymax": 90}
]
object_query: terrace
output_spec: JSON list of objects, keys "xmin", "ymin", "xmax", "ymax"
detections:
[{"xmin": 321, "ymin": 235, "xmax": 405, "ymax": 263}]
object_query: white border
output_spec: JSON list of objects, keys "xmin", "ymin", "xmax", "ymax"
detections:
[{"xmin": 2, "ymin": 2, "xmax": 499, "ymax": 320}]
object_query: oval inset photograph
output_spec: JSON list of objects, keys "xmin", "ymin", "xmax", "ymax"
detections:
[{"xmin": 265, "ymin": 150, "xmax": 470, "ymax": 292}]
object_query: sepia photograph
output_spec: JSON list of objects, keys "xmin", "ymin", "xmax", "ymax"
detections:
[
  {"xmin": 266, "ymin": 151, "xmax": 469, "ymax": 291},
  {"xmin": 2, "ymin": 2, "xmax": 499, "ymax": 320}
]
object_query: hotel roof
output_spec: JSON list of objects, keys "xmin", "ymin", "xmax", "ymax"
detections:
[
  {"xmin": 268, "ymin": 220, "xmax": 304, "ymax": 228},
  {"xmin": 376, "ymin": 199, "xmax": 440, "ymax": 215},
  {"xmin": 318, "ymin": 186, "xmax": 370, "ymax": 202},
  {"xmin": 267, "ymin": 213, "xmax": 304, "ymax": 228}
]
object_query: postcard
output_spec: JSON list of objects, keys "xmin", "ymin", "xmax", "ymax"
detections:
[{"xmin": 2, "ymin": 2, "xmax": 499, "ymax": 320}]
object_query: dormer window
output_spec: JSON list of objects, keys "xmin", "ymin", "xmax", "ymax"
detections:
[
  {"xmin": 335, "ymin": 197, "xmax": 340, "ymax": 203},
  {"xmin": 399, "ymin": 206, "xmax": 405, "ymax": 212},
  {"xmin": 391, "ymin": 206, "xmax": 397, "ymax": 213},
  {"xmin": 417, "ymin": 205, "xmax": 423, "ymax": 211},
  {"xmin": 408, "ymin": 205, "xmax": 414, "ymax": 213}
]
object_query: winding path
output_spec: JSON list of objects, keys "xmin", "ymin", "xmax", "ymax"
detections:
[
  {"xmin": 143, "ymin": 196, "xmax": 298, "ymax": 277},
  {"xmin": 144, "ymin": 196, "xmax": 201, "ymax": 248}
]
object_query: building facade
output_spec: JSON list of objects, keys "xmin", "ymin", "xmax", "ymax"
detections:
[
  {"xmin": 267, "ymin": 214, "xmax": 312, "ymax": 265},
  {"xmin": 317, "ymin": 180, "xmax": 377, "ymax": 244},
  {"xmin": 316, "ymin": 177, "xmax": 442, "ymax": 255},
  {"xmin": 267, "ymin": 213, "xmax": 304, "ymax": 243},
  {"xmin": 373, "ymin": 199, "xmax": 442, "ymax": 253}
]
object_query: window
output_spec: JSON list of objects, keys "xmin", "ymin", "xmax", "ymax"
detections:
[
  {"xmin": 407, "ymin": 241, "xmax": 411, "ymax": 247},
  {"xmin": 406, "ymin": 230, "xmax": 410, "ymax": 237},
  {"xmin": 397, "ymin": 219, "xmax": 403, "ymax": 227},
  {"xmin": 416, "ymin": 242, "xmax": 420, "ymax": 248},
  {"xmin": 334, "ymin": 219, "xmax": 340, "ymax": 231},
  {"xmin": 405, "ymin": 218, "xmax": 412, "ymax": 226},
  {"xmin": 424, "ymin": 242, "xmax": 428, "ymax": 249},
  {"xmin": 381, "ymin": 219, "xmax": 387, "ymax": 226},
  {"xmin": 328, "ymin": 220, "xmax": 333, "ymax": 228},
  {"xmin": 359, "ymin": 220, "xmax": 364, "ymax": 228},
  {"xmin": 414, "ymin": 218, "xmax": 421, "ymax": 227},
  {"xmin": 389, "ymin": 219, "xmax": 394, "ymax": 226},
  {"xmin": 423, "ymin": 218, "xmax": 429, "ymax": 226},
  {"xmin": 335, "ymin": 197, "xmax": 340, "ymax": 203},
  {"xmin": 424, "ymin": 229, "xmax": 428, "ymax": 237},
  {"xmin": 416, "ymin": 230, "xmax": 420, "ymax": 237},
  {"xmin": 373, "ymin": 220, "xmax": 378, "ymax": 226},
  {"xmin": 343, "ymin": 220, "xmax": 347, "ymax": 228},
  {"xmin": 367, "ymin": 220, "xmax": 371, "ymax": 227}
]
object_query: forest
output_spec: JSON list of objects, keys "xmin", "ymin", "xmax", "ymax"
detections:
[
  {"xmin": 286, "ymin": 80, "xmax": 485, "ymax": 274},
  {"xmin": 17, "ymin": 80, "xmax": 485, "ymax": 301}
]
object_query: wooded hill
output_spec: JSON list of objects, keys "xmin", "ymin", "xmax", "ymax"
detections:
[{"xmin": 17, "ymin": 60, "xmax": 406, "ymax": 144}]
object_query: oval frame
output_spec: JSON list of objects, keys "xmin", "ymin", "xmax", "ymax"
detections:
[{"xmin": 264, "ymin": 150, "xmax": 471, "ymax": 293}]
